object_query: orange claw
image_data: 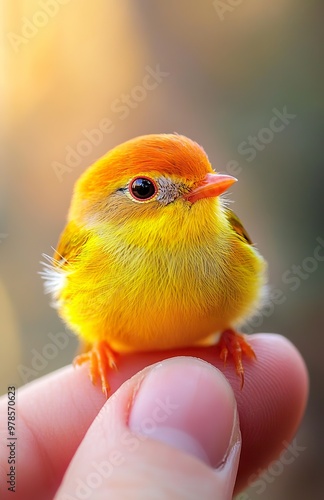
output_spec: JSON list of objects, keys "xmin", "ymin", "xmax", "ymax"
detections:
[
  {"xmin": 218, "ymin": 329, "xmax": 256, "ymax": 389},
  {"xmin": 73, "ymin": 341, "xmax": 118, "ymax": 398}
]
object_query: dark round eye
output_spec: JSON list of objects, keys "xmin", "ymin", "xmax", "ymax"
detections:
[{"xmin": 129, "ymin": 177, "xmax": 157, "ymax": 201}]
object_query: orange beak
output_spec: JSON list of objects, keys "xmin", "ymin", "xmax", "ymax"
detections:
[{"xmin": 183, "ymin": 173, "xmax": 237, "ymax": 204}]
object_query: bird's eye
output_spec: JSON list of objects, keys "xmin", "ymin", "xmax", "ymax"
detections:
[{"xmin": 129, "ymin": 177, "xmax": 157, "ymax": 201}]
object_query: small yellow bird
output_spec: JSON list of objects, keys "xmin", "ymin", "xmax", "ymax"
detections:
[{"xmin": 42, "ymin": 134, "xmax": 267, "ymax": 396}]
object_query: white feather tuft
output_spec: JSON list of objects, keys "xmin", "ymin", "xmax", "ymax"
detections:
[{"xmin": 39, "ymin": 253, "xmax": 66, "ymax": 305}]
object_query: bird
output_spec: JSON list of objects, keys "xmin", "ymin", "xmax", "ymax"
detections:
[{"xmin": 41, "ymin": 134, "xmax": 267, "ymax": 396}]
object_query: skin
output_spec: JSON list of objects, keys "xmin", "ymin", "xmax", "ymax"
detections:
[{"xmin": 0, "ymin": 334, "xmax": 308, "ymax": 499}]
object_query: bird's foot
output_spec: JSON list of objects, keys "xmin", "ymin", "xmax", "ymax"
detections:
[
  {"xmin": 218, "ymin": 329, "xmax": 256, "ymax": 389},
  {"xmin": 73, "ymin": 341, "xmax": 118, "ymax": 398}
]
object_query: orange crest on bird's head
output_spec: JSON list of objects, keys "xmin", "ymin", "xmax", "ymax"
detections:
[
  {"xmin": 74, "ymin": 134, "xmax": 213, "ymax": 197},
  {"xmin": 67, "ymin": 134, "xmax": 237, "ymax": 227}
]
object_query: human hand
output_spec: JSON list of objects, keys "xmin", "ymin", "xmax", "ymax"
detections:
[{"xmin": 0, "ymin": 334, "xmax": 308, "ymax": 499}]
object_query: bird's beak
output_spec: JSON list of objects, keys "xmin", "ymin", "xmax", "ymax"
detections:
[{"xmin": 183, "ymin": 173, "xmax": 237, "ymax": 204}]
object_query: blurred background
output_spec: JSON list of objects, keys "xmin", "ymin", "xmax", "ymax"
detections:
[{"xmin": 0, "ymin": 0, "xmax": 323, "ymax": 498}]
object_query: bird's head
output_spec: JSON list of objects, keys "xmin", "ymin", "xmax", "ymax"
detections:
[{"xmin": 68, "ymin": 134, "xmax": 237, "ymax": 245}]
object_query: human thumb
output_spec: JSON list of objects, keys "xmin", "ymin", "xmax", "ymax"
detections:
[{"xmin": 55, "ymin": 357, "xmax": 241, "ymax": 500}]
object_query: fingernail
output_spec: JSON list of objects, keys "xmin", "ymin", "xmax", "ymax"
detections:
[{"xmin": 128, "ymin": 357, "xmax": 240, "ymax": 468}]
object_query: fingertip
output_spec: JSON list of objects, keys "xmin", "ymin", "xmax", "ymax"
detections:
[
  {"xmin": 57, "ymin": 357, "xmax": 242, "ymax": 499},
  {"xmin": 128, "ymin": 357, "xmax": 240, "ymax": 469},
  {"xmin": 249, "ymin": 333, "xmax": 309, "ymax": 414}
]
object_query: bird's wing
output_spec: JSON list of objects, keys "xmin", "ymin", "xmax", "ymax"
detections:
[
  {"xmin": 53, "ymin": 220, "xmax": 90, "ymax": 267},
  {"xmin": 225, "ymin": 208, "xmax": 253, "ymax": 245}
]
